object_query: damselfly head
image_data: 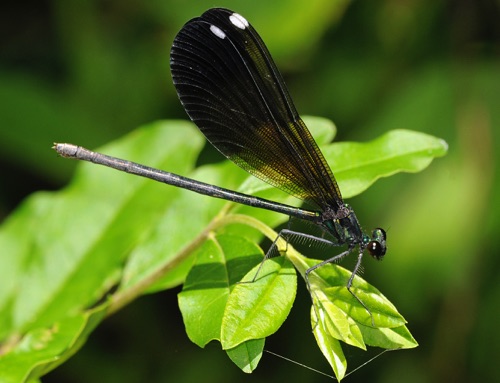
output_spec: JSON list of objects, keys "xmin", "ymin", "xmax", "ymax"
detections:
[{"xmin": 367, "ymin": 228, "xmax": 387, "ymax": 260}]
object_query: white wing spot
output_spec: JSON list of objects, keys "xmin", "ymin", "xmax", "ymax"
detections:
[
  {"xmin": 229, "ymin": 13, "xmax": 249, "ymax": 30},
  {"xmin": 210, "ymin": 25, "xmax": 226, "ymax": 39}
]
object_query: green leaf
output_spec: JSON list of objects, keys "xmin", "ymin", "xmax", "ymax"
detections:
[
  {"xmin": 178, "ymin": 234, "xmax": 263, "ymax": 347},
  {"xmin": 0, "ymin": 121, "xmax": 229, "ymax": 380},
  {"xmin": 311, "ymin": 306, "xmax": 347, "ymax": 381},
  {"xmin": 323, "ymin": 282, "xmax": 405, "ymax": 328},
  {"xmin": 0, "ymin": 121, "xmax": 206, "ymax": 336},
  {"xmin": 313, "ymin": 294, "xmax": 366, "ymax": 349},
  {"xmin": 291, "ymin": 255, "xmax": 406, "ymax": 328},
  {"xmin": 0, "ymin": 303, "xmax": 108, "ymax": 383},
  {"xmin": 226, "ymin": 338, "xmax": 265, "ymax": 373},
  {"xmin": 358, "ymin": 323, "xmax": 418, "ymax": 349},
  {"xmin": 179, "ymin": 233, "xmax": 296, "ymax": 371},
  {"xmin": 221, "ymin": 257, "xmax": 297, "ymax": 350},
  {"xmin": 286, "ymin": 249, "xmax": 416, "ymax": 380},
  {"xmin": 323, "ymin": 129, "xmax": 448, "ymax": 198},
  {"xmin": 236, "ymin": 128, "xmax": 447, "ymax": 200}
]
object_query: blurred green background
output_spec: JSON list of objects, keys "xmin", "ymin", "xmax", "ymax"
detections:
[{"xmin": 1, "ymin": 0, "xmax": 498, "ymax": 382}]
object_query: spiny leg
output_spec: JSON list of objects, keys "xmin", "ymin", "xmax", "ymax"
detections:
[
  {"xmin": 305, "ymin": 245, "xmax": 354, "ymax": 326},
  {"xmin": 239, "ymin": 228, "xmax": 376, "ymax": 326},
  {"xmin": 243, "ymin": 228, "xmax": 342, "ymax": 284},
  {"xmin": 305, "ymin": 245, "xmax": 376, "ymax": 328},
  {"xmin": 347, "ymin": 249, "xmax": 375, "ymax": 326}
]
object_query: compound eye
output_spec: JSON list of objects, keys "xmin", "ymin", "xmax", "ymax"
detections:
[
  {"xmin": 367, "ymin": 240, "xmax": 386, "ymax": 260},
  {"xmin": 374, "ymin": 228, "xmax": 387, "ymax": 241}
]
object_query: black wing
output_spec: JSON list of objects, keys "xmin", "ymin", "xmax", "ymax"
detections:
[{"xmin": 170, "ymin": 8, "xmax": 342, "ymax": 212}]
